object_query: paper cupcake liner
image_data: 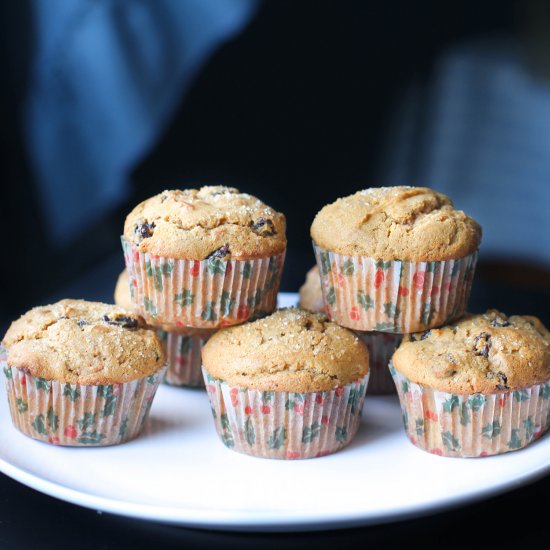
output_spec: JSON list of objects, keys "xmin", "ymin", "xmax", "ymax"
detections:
[
  {"xmin": 390, "ymin": 365, "xmax": 550, "ymax": 457},
  {"xmin": 158, "ymin": 329, "xmax": 213, "ymax": 387},
  {"xmin": 2, "ymin": 364, "xmax": 166, "ymax": 446},
  {"xmin": 203, "ymin": 369, "xmax": 370, "ymax": 459},
  {"xmin": 356, "ymin": 331, "xmax": 401, "ymax": 395},
  {"xmin": 122, "ymin": 238, "xmax": 285, "ymax": 329},
  {"xmin": 312, "ymin": 242, "xmax": 477, "ymax": 333}
]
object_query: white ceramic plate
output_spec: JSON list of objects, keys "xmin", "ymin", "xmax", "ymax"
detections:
[{"xmin": 0, "ymin": 293, "xmax": 549, "ymax": 532}]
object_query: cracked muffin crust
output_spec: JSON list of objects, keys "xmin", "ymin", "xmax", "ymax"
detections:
[
  {"xmin": 311, "ymin": 186, "xmax": 481, "ymax": 261},
  {"xmin": 123, "ymin": 186, "xmax": 286, "ymax": 260},
  {"xmin": 2, "ymin": 299, "xmax": 165, "ymax": 384},
  {"xmin": 202, "ymin": 308, "xmax": 370, "ymax": 391},
  {"xmin": 392, "ymin": 310, "xmax": 550, "ymax": 393}
]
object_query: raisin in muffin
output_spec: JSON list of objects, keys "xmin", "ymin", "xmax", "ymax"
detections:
[
  {"xmin": 201, "ymin": 308, "xmax": 370, "ymax": 459},
  {"xmin": 390, "ymin": 310, "xmax": 550, "ymax": 457},
  {"xmin": 1, "ymin": 299, "xmax": 165, "ymax": 446}
]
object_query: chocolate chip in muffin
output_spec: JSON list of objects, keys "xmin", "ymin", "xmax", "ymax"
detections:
[
  {"xmin": 76, "ymin": 319, "xmax": 88, "ymax": 328},
  {"xmin": 473, "ymin": 332, "xmax": 491, "ymax": 358},
  {"xmin": 490, "ymin": 317, "xmax": 510, "ymax": 328},
  {"xmin": 101, "ymin": 314, "xmax": 138, "ymax": 329},
  {"xmin": 496, "ymin": 372, "xmax": 509, "ymax": 390},
  {"xmin": 250, "ymin": 217, "xmax": 276, "ymax": 237},
  {"xmin": 206, "ymin": 244, "xmax": 230, "ymax": 260}
]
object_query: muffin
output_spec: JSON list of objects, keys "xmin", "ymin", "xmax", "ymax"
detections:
[
  {"xmin": 311, "ymin": 186, "xmax": 481, "ymax": 333},
  {"xmin": 299, "ymin": 265, "xmax": 399, "ymax": 395},
  {"xmin": 202, "ymin": 308, "xmax": 370, "ymax": 459},
  {"xmin": 1, "ymin": 300, "xmax": 165, "ymax": 446},
  {"xmin": 115, "ymin": 269, "xmax": 211, "ymax": 387},
  {"xmin": 122, "ymin": 186, "xmax": 286, "ymax": 329},
  {"xmin": 299, "ymin": 266, "xmax": 325, "ymax": 314},
  {"xmin": 391, "ymin": 310, "xmax": 550, "ymax": 457}
]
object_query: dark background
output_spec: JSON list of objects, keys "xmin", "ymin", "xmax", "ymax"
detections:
[{"xmin": 1, "ymin": 1, "xmax": 549, "ymax": 547}]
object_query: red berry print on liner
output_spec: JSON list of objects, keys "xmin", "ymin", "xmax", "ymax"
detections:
[
  {"xmin": 374, "ymin": 270, "xmax": 384, "ymax": 289},
  {"xmin": 207, "ymin": 384, "xmax": 216, "ymax": 394},
  {"xmin": 244, "ymin": 406, "xmax": 253, "ymax": 415},
  {"xmin": 413, "ymin": 272, "xmax": 425, "ymax": 290},
  {"xmin": 350, "ymin": 307, "xmax": 360, "ymax": 321},
  {"xmin": 398, "ymin": 286, "xmax": 409, "ymax": 296},
  {"xmin": 321, "ymin": 415, "xmax": 330, "ymax": 426},
  {"xmin": 190, "ymin": 261, "xmax": 201, "ymax": 277},
  {"xmin": 20, "ymin": 375, "xmax": 26, "ymax": 386},
  {"xmin": 293, "ymin": 403, "xmax": 304, "ymax": 415},
  {"xmin": 430, "ymin": 448, "xmax": 442, "ymax": 456},
  {"xmin": 425, "ymin": 410, "xmax": 438, "ymax": 422},
  {"xmin": 48, "ymin": 436, "xmax": 60, "ymax": 445},
  {"xmin": 430, "ymin": 285, "xmax": 439, "ymax": 297},
  {"xmin": 335, "ymin": 387, "xmax": 344, "ymax": 397},
  {"xmin": 237, "ymin": 304, "xmax": 250, "ymax": 320},
  {"xmin": 315, "ymin": 394, "xmax": 324, "ymax": 405},
  {"xmin": 337, "ymin": 273, "xmax": 345, "ymax": 288},
  {"xmin": 176, "ymin": 356, "xmax": 188, "ymax": 366},
  {"xmin": 230, "ymin": 388, "xmax": 239, "ymax": 407},
  {"xmin": 286, "ymin": 451, "xmax": 301, "ymax": 459},
  {"xmin": 260, "ymin": 405, "xmax": 271, "ymax": 414},
  {"xmin": 64, "ymin": 425, "xmax": 77, "ymax": 439}
]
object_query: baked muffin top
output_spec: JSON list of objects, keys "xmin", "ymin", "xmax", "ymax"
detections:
[
  {"xmin": 202, "ymin": 308, "xmax": 369, "ymax": 391},
  {"xmin": 298, "ymin": 266, "xmax": 324, "ymax": 314},
  {"xmin": 123, "ymin": 186, "xmax": 286, "ymax": 260},
  {"xmin": 311, "ymin": 186, "xmax": 481, "ymax": 261},
  {"xmin": 2, "ymin": 300, "xmax": 165, "ymax": 384},
  {"xmin": 114, "ymin": 269, "xmax": 133, "ymax": 311},
  {"xmin": 392, "ymin": 310, "xmax": 550, "ymax": 393}
]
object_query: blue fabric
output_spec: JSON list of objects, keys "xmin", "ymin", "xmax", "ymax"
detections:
[
  {"xmin": 378, "ymin": 38, "xmax": 550, "ymax": 265},
  {"xmin": 25, "ymin": 0, "xmax": 258, "ymax": 246}
]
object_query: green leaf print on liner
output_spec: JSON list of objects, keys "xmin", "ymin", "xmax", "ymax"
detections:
[
  {"xmin": 32, "ymin": 414, "xmax": 47, "ymax": 435},
  {"xmin": 441, "ymin": 431, "xmax": 460, "ymax": 451},
  {"xmin": 241, "ymin": 262, "xmax": 253, "ymax": 279},
  {"xmin": 460, "ymin": 404, "xmax": 471, "ymax": 426},
  {"xmin": 143, "ymin": 297, "xmax": 157, "ymax": 317},
  {"xmin": 374, "ymin": 322, "xmax": 396, "ymax": 331},
  {"xmin": 261, "ymin": 391, "xmax": 274, "ymax": 404},
  {"xmin": 267, "ymin": 427, "xmax": 286, "ymax": 450},
  {"xmin": 541, "ymin": 384, "xmax": 550, "ymax": 400},
  {"xmin": 15, "ymin": 398, "xmax": 28, "ymax": 413},
  {"xmin": 220, "ymin": 414, "xmax": 231, "ymax": 431},
  {"xmin": 146, "ymin": 374, "xmax": 156, "ymax": 384},
  {"xmin": 302, "ymin": 422, "xmax": 321, "ymax": 444},
  {"xmin": 383, "ymin": 302, "xmax": 400, "ymax": 319},
  {"xmin": 174, "ymin": 290, "xmax": 194, "ymax": 307},
  {"xmin": 508, "ymin": 429, "xmax": 522, "ymax": 449},
  {"xmin": 357, "ymin": 291, "xmax": 374, "ymax": 310},
  {"xmin": 77, "ymin": 412, "xmax": 97, "ymax": 431},
  {"xmin": 201, "ymin": 302, "xmax": 218, "ymax": 322},
  {"xmin": 420, "ymin": 303, "xmax": 434, "ymax": 326},
  {"xmin": 335, "ymin": 426, "xmax": 348, "ymax": 443},
  {"xmin": 513, "ymin": 390, "xmax": 530, "ymax": 402},
  {"xmin": 468, "ymin": 394, "xmax": 486, "ymax": 411},
  {"xmin": 326, "ymin": 287, "xmax": 336, "ymax": 306},
  {"xmin": 3, "ymin": 367, "xmax": 12, "ymax": 379},
  {"xmin": 481, "ymin": 420, "xmax": 501, "ymax": 439},
  {"xmin": 98, "ymin": 385, "xmax": 118, "ymax": 417},
  {"xmin": 77, "ymin": 431, "xmax": 106, "ymax": 445},
  {"xmin": 401, "ymin": 380, "xmax": 410, "ymax": 394},
  {"xmin": 47, "ymin": 407, "xmax": 59, "ymax": 432},
  {"xmin": 35, "ymin": 378, "xmax": 51, "ymax": 392},
  {"xmin": 145, "ymin": 261, "xmax": 174, "ymax": 291},
  {"xmin": 451, "ymin": 259, "xmax": 462, "ymax": 277},
  {"xmin": 341, "ymin": 259, "xmax": 354, "ymax": 276},
  {"xmin": 319, "ymin": 251, "xmax": 331, "ymax": 275},
  {"xmin": 63, "ymin": 384, "xmax": 80, "ymax": 402},
  {"xmin": 119, "ymin": 417, "xmax": 129, "ymax": 439},
  {"xmin": 443, "ymin": 395, "xmax": 459, "ymax": 413},
  {"xmin": 402, "ymin": 411, "xmax": 409, "ymax": 430},
  {"xmin": 220, "ymin": 291, "xmax": 235, "ymax": 317},
  {"xmin": 222, "ymin": 432, "xmax": 235, "ymax": 448},
  {"xmin": 244, "ymin": 417, "xmax": 255, "ymax": 446},
  {"xmin": 207, "ymin": 259, "xmax": 226, "ymax": 275},
  {"xmin": 426, "ymin": 261, "xmax": 437, "ymax": 273},
  {"xmin": 415, "ymin": 419, "xmax": 425, "ymax": 436},
  {"xmin": 347, "ymin": 388, "xmax": 361, "ymax": 414}
]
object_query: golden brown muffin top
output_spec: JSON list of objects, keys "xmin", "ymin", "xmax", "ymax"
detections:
[
  {"xmin": 311, "ymin": 186, "xmax": 481, "ymax": 261},
  {"xmin": 2, "ymin": 300, "xmax": 165, "ymax": 384},
  {"xmin": 123, "ymin": 186, "xmax": 286, "ymax": 260},
  {"xmin": 114, "ymin": 269, "xmax": 133, "ymax": 311},
  {"xmin": 392, "ymin": 310, "xmax": 550, "ymax": 393},
  {"xmin": 202, "ymin": 308, "xmax": 369, "ymax": 391},
  {"xmin": 298, "ymin": 266, "xmax": 324, "ymax": 314}
]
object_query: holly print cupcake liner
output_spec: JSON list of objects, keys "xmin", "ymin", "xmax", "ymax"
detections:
[
  {"xmin": 203, "ymin": 369, "xmax": 370, "ymax": 459},
  {"xmin": 390, "ymin": 365, "xmax": 550, "ymax": 457},
  {"xmin": 356, "ymin": 331, "xmax": 401, "ymax": 395},
  {"xmin": 159, "ymin": 329, "xmax": 212, "ymax": 387},
  {"xmin": 2, "ymin": 364, "xmax": 166, "ymax": 446},
  {"xmin": 122, "ymin": 238, "xmax": 285, "ymax": 330},
  {"xmin": 313, "ymin": 242, "xmax": 477, "ymax": 333}
]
